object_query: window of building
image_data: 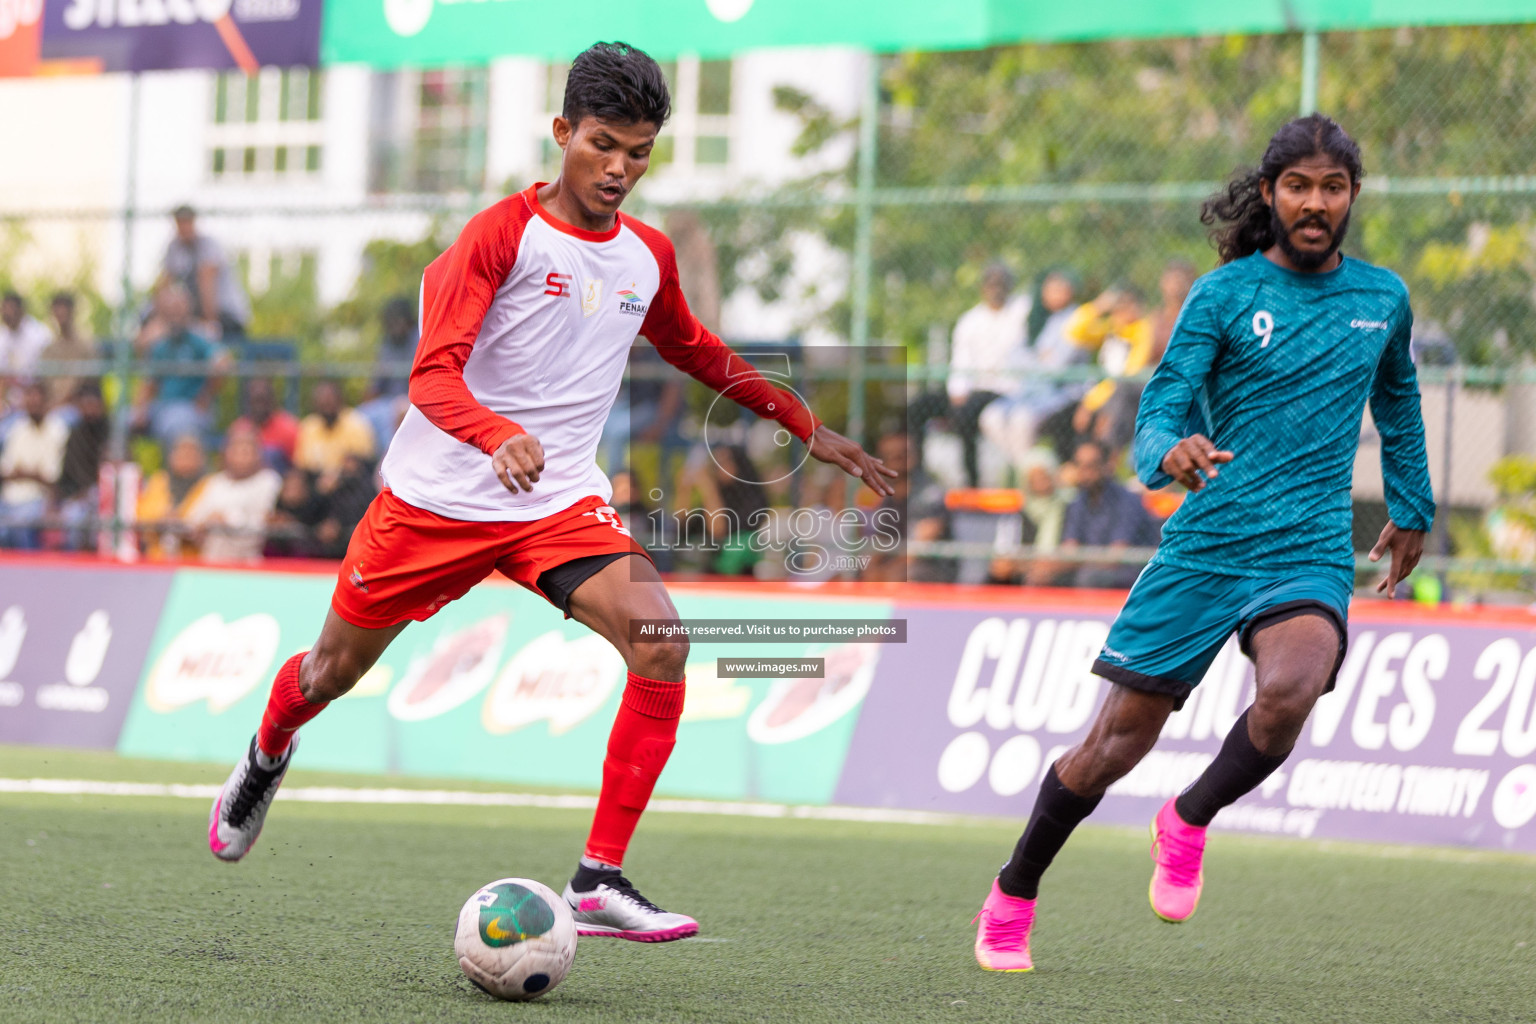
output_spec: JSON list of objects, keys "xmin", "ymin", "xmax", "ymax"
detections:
[
  {"xmin": 369, "ymin": 67, "xmax": 489, "ymax": 194},
  {"xmin": 209, "ymin": 68, "xmax": 324, "ymax": 181},
  {"xmin": 539, "ymin": 56, "xmax": 731, "ymax": 175}
]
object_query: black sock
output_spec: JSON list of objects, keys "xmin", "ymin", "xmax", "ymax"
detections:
[
  {"xmin": 996, "ymin": 764, "xmax": 1102, "ymax": 899},
  {"xmin": 571, "ymin": 859, "xmax": 621, "ymax": 892},
  {"xmin": 1174, "ymin": 708, "xmax": 1290, "ymax": 827}
]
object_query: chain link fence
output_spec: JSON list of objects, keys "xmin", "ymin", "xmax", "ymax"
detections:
[{"xmin": 1, "ymin": 26, "xmax": 1534, "ymax": 597}]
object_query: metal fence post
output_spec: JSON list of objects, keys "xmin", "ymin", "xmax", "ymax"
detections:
[
  {"xmin": 1300, "ymin": 30, "xmax": 1320, "ymax": 115},
  {"xmin": 846, "ymin": 52, "xmax": 879, "ymax": 461}
]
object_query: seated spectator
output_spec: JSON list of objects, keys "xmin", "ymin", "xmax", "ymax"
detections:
[
  {"xmin": 184, "ymin": 426, "xmax": 283, "ymax": 564},
  {"xmin": 38, "ymin": 292, "xmax": 98, "ymax": 412},
  {"xmin": 1060, "ymin": 440, "xmax": 1159, "ymax": 589},
  {"xmin": 56, "ymin": 381, "xmax": 110, "ymax": 550},
  {"xmin": 295, "ymin": 380, "xmax": 376, "ymax": 480},
  {"xmin": 311, "ymin": 453, "xmax": 378, "ymax": 560},
  {"xmin": 911, "ymin": 263, "xmax": 1028, "ymax": 487},
  {"xmin": 1065, "ymin": 285, "xmax": 1153, "ymax": 452},
  {"xmin": 131, "ymin": 283, "xmax": 229, "ymax": 447},
  {"xmin": 358, "ymin": 297, "xmax": 419, "ymax": 449},
  {"xmin": 137, "ymin": 433, "xmax": 209, "ymax": 559},
  {"xmin": 979, "ymin": 269, "xmax": 1093, "ymax": 476},
  {"xmin": 231, "ymin": 378, "xmax": 299, "ymax": 472},
  {"xmin": 862, "ymin": 432, "xmax": 955, "ymax": 584},
  {"xmin": 0, "ymin": 381, "xmax": 67, "ymax": 549},
  {"xmin": 1149, "ymin": 258, "xmax": 1197, "ymax": 362},
  {"xmin": 266, "ymin": 468, "xmax": 326, "ymax": 559}
]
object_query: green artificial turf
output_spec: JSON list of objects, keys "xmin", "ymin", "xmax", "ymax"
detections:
[{"xmin": 1, "ymin": 745, "xmax": 1533, "ymax": 1023}]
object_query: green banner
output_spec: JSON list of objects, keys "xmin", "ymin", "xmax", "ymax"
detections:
[
  {"xmin": 117, "ymin": 568, "xmax": 892, "ymax": 805},
  {"xmin": 323, "ymin": 0, "xmax": 1536, "ymax": 67}
]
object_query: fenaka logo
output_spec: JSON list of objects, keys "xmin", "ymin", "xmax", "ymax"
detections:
[
  {"xmin": 616, "ymin": 284, "xmax": 649, "ymax": 318},
  {"xmin": 145, "ymin": 613, "xmax": 282, "ymax": 714}
]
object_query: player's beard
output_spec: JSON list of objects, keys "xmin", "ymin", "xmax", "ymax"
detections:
[{"xmin": 1270, "ymin": 200, "xmax": 1351, "ymax": 270}]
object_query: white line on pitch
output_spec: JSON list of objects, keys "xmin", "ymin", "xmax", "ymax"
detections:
[{"xmin": 0, "ymin": 777, "xmax": 971, "ymax": 828}]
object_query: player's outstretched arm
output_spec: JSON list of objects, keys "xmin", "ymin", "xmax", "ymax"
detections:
[
  {"xmin": 1158, "ymin": 434, "xmax": 1235, "ymax": 492},
  {"xmin": 492, "ymin": 433, "xmax": 546, "ymax": 494},
  {"xmin": 1369, "ymin": 520, "xmax": 1426, "ymax": 598},
  {"xmin": 806, "ymin": 424, "xmax": 898, "ymax": 498}
]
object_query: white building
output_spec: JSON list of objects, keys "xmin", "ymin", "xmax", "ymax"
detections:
[{"xmin": 0, "ymin": 48, "xmax": 867, "ymax": 340}]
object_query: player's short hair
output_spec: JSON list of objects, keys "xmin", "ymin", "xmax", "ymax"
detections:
[
  {"xmin": 1201, "ymin": 113, "xmax": 1363, "ymax": 265},
  {"xmin": 563, "ymin": 42, "xmax": 672, "ymax": 129}
]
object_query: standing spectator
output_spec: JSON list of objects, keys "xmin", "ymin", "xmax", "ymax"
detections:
[
  {"xmin": 912, "ymin": 263, "xmax": 1028, "ymax": 488},
  {"xmin": 160, "ymin": 204, "xmax": 251, "ymax": 341},
  {"xmin": 1149, "ymin": 258, "xmax": 1198, "ymax": 362},
  {"xmin": 1060, "ymin": 440, "xmax": 1159, "ymax": 589},
  {"xmin": 185, "ymin": 426, "xmax": 283, "ymax": 564},
  {"xmin": 56, "ymin": 381, "xmax": 110, "ymax": 549},
  {"xmin": 980, "ymin": 269, "xmax": 1093, "ymax": 475},
  {"xmin": 132, "ymin": 283, "xmax": 229, "ymax": 447},
  {"xmin": 1, "ymin": 292, "xmax": 53, "ymax": 415},
  {"xmin": 266, "ymin": 468, "xmax": 325, "ymax": 559},
  {"xmin": 358, "ymin": 297, "xmax": 419, "ymax": 449},
  {"xmin": 38, "ymin": 292, "xmax": 98, "ymax": 412},
  {"xmin": 294, "ymin": 380, "xmax": 376, "ymax": 479},
  {"xmin": 231, "ymin": 378, "xmax": 300, "ymax": 472},
  {"xmin": 0, "ymin": 382, "xmax": 67, "ymax": 549},
  {"xmin": 1066, "ymin": 285, "xmax": 1153, "ymax": 451},
  {"xmin": 136, "ymin": 433, "xmax": 210, "ymax": 559}
]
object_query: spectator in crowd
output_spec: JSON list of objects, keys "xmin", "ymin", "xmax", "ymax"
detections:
[
  {"xmin": 1066, "ymin": 284, "xmax": 1153, "ymax": 451},
  {"xmin": 184, "ymin": 426, "xmax": 283, "ymax": 564},
  {"xmin": 0, "ymin": 381, "xmax": 67, "ymax": 548},
  {"xmin": 231, "ymin": 378, "xmax": 299, "ymax": 472},
  {"xmin": 912, "ymin": 263, "xmax": 1029, "ymax": 488},
  {"xmin": 136, "ymin": 433, "xmax": 209, "ymax": 559},
  {"xmin": 295, "ymin": 380, "xmax": 376, "ymax": 480},
  {"xmin": 359, "ymin": 297, "xmax": 419, "ymax": 449},
  {"xmin": 132, "ymin": 283, "xmax": 230, "ymax": 447},
  {"xmin": 1060, "ymin": 439, "xmax": 1159, "ymax": 589},
  {"xmin": 694, "ymin": 443, "xmax": 766, "ymax": 577},
  {"xmin": 56, "ymin": 381, "xmax": 110, "ymax": 549},
  {"xmin": 1, "ymin": 292, "xmax": 53, "ymax": 414},
  {"xmin": 980, "ymin": 269, "xmax": 1094, "ymax": 476},
  {"xmin": 160, "ymin": 204, "xmax": 251, "ymax": 341},
  {"xmin": 601, "ymin": 343, "xmax": 687, "ymax": 479},
  {"xmin": 863, "ymin": 431, "xmax": 955, "ymax": 584},
  {"xmin": 38, "ymin": 292, "xmax": 98, "ymax": 412},
  {"xmin": 266, "ymin": 468, "xmax": 326, "ymax": 559},
  {"xmin": 310, "ymin": 452, "xmax": 378, "ymax": 560},
  {"xmin": 1149, "ymin": 258, "xmax": 1198, "ymax": 361}
]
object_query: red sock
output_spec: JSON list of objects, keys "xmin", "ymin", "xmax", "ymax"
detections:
[
  {"xmin": 255, "ymin": 652, "xmax": 325, "ymax": 757},
  {"xmin": 583, "ymin": 671, "xmax": 686, "ymax": 867}
]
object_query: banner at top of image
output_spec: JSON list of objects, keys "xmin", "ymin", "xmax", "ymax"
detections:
[{"xmin": 41, "ymin": 0, "xmax": 321, "ymax": 73}]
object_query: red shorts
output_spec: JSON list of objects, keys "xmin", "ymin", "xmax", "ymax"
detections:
[{"xmin": 331, "ymin": 490, "xmax": 651, "ymax": 629}]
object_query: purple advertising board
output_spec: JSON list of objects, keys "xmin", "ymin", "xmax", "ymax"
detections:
[
  {"xmin": 835, "ymin": 595, "xmax": 1536, "ymax": 854},
  {"xmin": 41, "ymin": 0, "xmax": 321, "ymax": 72},
  {"xmin": 0, "ymin": 562, "xmax": 173, "ymax": 749}
]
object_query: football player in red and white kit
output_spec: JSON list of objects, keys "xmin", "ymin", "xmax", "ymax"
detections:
[{"xmin": 207, "ymin": 41, "xmax": 895, "ymax": 941}]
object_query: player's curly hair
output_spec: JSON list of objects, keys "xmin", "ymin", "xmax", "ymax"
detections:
[
  {"xmin": 563, "ymin": 41, "xmax": 672, "ymax": 128},
  {"xmin": 1201, "ymin": 113, "xmax": 1363, "ymax": 265}
]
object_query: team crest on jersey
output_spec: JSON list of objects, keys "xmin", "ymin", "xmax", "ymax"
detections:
[
  {"xmin": 580, "ymin": 278, "xmax": 605, "ymax": 317},
  {"xmin": 616, "ymin": 283, "xmax": 649, "ymax": 318}
]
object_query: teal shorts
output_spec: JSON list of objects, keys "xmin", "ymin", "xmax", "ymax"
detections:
[{"xmin": 1091, "ymin": 561, "xmax": 1351, "ymax": 710}]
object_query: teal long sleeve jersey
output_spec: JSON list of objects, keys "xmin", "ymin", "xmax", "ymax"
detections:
[{"xmin": 1133, "ymin": 252, "xmax": 1436, "ymax": 582}]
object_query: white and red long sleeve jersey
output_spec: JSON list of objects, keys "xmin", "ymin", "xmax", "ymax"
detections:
[{"xmin": 381, "ymin": 184, "xmax": 819, "ymax": 522}]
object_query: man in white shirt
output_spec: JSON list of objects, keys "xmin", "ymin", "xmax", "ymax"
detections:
[
  {"xmin": 914, "ymin": 263, "xmax": 1029, "ymax": 487},
  {"xmin": 186, "ymin": 426, "xmax": 283, "ymax": 564},
  {"xmin": 1, "ymin": 292, "xmax": 54, "ymax": 417},
  {"xmin": 0, "ymin": 381, "xmax": 67, "ymax": 549}
]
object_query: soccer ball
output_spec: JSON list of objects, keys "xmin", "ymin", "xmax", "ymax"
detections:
[{"xmin": 454, "ymin": 878, "xmax": 577, "ymax": 1000}]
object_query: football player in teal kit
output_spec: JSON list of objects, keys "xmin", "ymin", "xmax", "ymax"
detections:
[{"xmin": 973, "ymin": 114, "xmax": 1435, "ymax": 972}]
